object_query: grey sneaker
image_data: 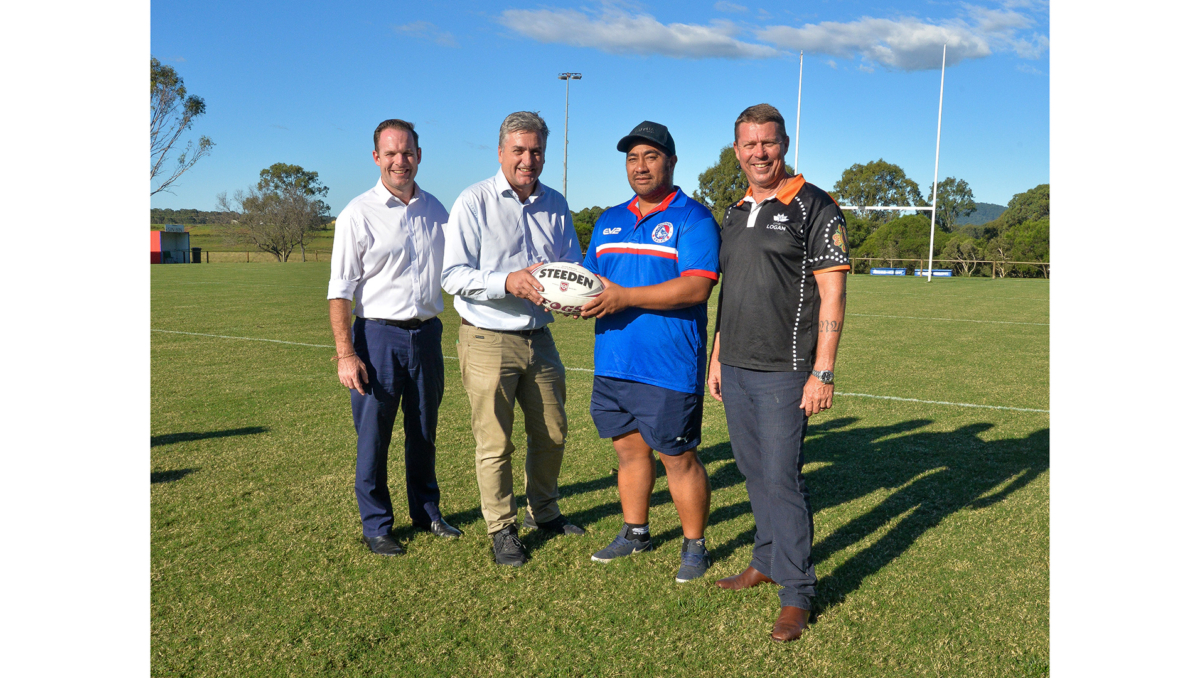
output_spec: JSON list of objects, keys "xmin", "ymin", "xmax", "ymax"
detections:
[
  {"xmin": 675, "ymin": 538, "xmax": 712, "ymax": 583},
  {"xmin": 523, "ymin": 513, "xmax": 586, "ymax": 536},
  {"xmin": 492, "ymin": 525, "xmax": 528, "ymax": 567},
  {"xmin": 591, "ymin": 525, "xmax": 654, "ymax": 563}
]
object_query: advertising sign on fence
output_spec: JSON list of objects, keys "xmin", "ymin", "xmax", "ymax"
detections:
[
  {"xmin": 870, "ymin": 268, "xmax": 908, "ymax": 276},
  {"xmin": 915, "ymin": 269, "xmax": 954, "ymax": 277}
]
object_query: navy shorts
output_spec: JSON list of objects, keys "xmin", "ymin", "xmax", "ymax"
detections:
[{"xmin": 590, "ymin": 376, "xmax": 702, "ymax": 455}]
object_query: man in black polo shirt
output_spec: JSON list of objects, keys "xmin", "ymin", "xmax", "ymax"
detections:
[{"xmin": 707, "ymin": 103, "xmax": 850, "ymax": 642}]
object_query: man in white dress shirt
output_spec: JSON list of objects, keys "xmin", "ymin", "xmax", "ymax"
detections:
[
  {"xmin": 329, "ymin": 119, "xmax": 462, "ymax": 558},
  {"xmin": 442, "ymin": 111, "xmax": 586, "ymax": 567}
]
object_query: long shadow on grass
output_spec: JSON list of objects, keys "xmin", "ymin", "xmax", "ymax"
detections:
[
  {"xmin": 706, "ymin": 417, "xmax": 1049, "ymax": 617},
  {"xmin": 151, "ymin": 426, "xmax": 269, "ymax": 447},
  {"xmin": 152, "ymin": 468, "xmax": 197, "ymax": 484}
]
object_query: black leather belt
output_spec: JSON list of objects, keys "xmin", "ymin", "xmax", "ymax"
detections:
[
  {"xmin": 367, "ymin": 317, "xmax": 432, "ymax": 330},
  {"xmin": 461, "ymin": 317, "xmax": 546, "ymax": 337}
]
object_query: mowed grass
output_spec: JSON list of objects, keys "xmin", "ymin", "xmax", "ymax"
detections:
[{"xmin": 151, "ymin": 264, "xmax": 1048, "ymax": 677}]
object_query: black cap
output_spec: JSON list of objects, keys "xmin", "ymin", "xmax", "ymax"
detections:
[{"xmin": 617, "ymin": 121, "xmax": 675, "ymax": 156}]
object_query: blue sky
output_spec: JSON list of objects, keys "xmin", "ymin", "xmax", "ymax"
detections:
[{"xmin": 150, "ymin": 0, "xmax": 1048, "ymax": 215}]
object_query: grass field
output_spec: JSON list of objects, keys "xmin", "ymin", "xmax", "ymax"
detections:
[{"xmin": 151, "ymin": 264, "xmax": 1048, "ymax": 677}]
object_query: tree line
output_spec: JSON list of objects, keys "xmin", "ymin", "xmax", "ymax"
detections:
[
  {"xmin": 572, "ymin": 152, "xmax": 1049, "ymax": 279},
  {"xmin": 150, "ymin": 208, "xmax": 237, "ymax": 225}
]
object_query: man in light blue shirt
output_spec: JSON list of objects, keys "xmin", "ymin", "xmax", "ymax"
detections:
[{"xmin": 442, "ymin": 111, "xmax": 586, "ymax": 567}]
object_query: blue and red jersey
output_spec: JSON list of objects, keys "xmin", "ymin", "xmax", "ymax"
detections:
[{"xmin": 582, "ymin": 188, "xmax": 720, "ymax": 394}]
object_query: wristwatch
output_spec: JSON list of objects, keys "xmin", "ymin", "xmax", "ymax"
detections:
[{"xmin": 812, "ymin": 370, "xmax": 834, "ymax": 384}]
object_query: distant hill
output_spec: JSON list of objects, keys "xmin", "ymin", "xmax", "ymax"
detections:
[{"xmin": 957, "ymin": 202, "xmax": 1006, "ymax": 226}]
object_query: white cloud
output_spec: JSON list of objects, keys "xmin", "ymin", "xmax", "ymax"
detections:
[
  {"xmin": 497, "ymin": 4, "xmax": 1047, "ymax": 71},
  {"xmin": 498, "ymin": 8, "xmax": 782, "ymax": 59},
  {"xmin": 965, "ymin": 4, "xmax": 1047, "ymax": 59},
  {"xmin": 758, "ymin": 18, "xmax": 991, "ymax": 70},
  {"xmin": 394, "ymin": 21, "xmax": 459, "ymax": 48}
]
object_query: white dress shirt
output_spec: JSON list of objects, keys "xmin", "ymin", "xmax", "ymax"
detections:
[
  {"xmin": 441, "ymin": 169, "xmax": 583, "ymax": 330},
  {"xmin": 327, "ymin": 179, "xmax": 447, "ymax": 321}
]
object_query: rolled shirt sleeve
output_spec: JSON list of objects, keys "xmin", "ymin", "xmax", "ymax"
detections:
[{"xmin": 327, "ymin": 209, "xmax": 364, "ymax": 302}]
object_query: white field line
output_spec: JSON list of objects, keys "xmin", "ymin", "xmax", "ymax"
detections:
[
  {"xmin": 152, "ymin": 329, "xmax": 335, "ymax": 348},
  {"xmin": 847, "ymin": 313, "xmax": 1048, "ymax": 327},
  {"xmin": 152, "ymin": 328, "xmax": 1047, "ymax": 413},
  {"xmin": 839, "ymin": 392, "xmax": 1047, "ymax": 413}
]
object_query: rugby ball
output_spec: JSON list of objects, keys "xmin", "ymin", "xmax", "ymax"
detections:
[{"xmin": 535, "ymin": 262, "xmax": 604, "ymax": 315}]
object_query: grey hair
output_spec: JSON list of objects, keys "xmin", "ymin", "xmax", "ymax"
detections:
[{"xmin": 498, "ymin": 111, "xmax": 549, "ymax": 148}]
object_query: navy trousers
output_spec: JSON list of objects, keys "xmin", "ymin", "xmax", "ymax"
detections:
[
  {"xmin": 721, "ymin": 364, "xmax": 816, "ymax": 611},
  {"xmin": 350, "ymin": 317, "xmax": 444, "ymax": 538}
]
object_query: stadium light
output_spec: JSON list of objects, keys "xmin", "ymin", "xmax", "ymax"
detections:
[{"xmin": 557, "ymin": 73, "xmax": 582, "ymax": 198}]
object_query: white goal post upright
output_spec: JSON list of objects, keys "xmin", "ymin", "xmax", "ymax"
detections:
[
  {"xmin": 794, "ymin": 51, "xmax": 802, "ymax": 171},
  {"xmin": 925, "ymin": 45, "xmax": 947, "ymax": 282},
  {"xmin": 817, "ymin": 44, "xmax": 950, "ymax": 281}
]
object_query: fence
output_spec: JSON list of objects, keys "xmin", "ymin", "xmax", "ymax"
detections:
[
  {"xmin": 188, "ymin": 250, "xmax": 336, "ymax": 264},
  {"xmin": 175, "ymin": 251, "xmax": 1050, "ymax": 279},
  {"xmin": 849, "ymin": 257, "xmax": 1049, "ymax": 279}
]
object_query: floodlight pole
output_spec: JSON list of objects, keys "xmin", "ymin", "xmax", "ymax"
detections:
[
  {"xmin": 794, "ymin": 51, "xmax": 803, "ymax": 171},
  {"xmin": 925, "ymin": 44, "xmax": 947, "ymax": 282},
  {"xmin": 558, "ymin": 72, "xmax": 582, "ymax": 198}
]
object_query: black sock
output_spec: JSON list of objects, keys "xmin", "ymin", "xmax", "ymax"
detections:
[{"xmin": 625, "ymin": 522, "xmax": 650, "ymax": 542}]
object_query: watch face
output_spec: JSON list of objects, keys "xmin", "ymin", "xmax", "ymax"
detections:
[{"xmin": 813, "ymin": 371, "xmax": 833, "ymax": 383}]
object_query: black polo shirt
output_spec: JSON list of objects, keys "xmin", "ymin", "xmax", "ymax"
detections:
[{"xmin": 716, "ymin": 174, "xmax": 850, "ymax": 372}]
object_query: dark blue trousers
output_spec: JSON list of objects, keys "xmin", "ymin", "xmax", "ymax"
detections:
[
  {"xmin": 721, "ymin": 364, "xmax": 816, "ymax": 611},
  {"xmin": 351, "ymin": 317, "xmax": 444, "ymax": 538}
]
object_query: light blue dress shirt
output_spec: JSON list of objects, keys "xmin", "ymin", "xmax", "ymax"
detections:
[{"xmin": 441, "ymin": 169, "xmax": 583, "ymax": 331}]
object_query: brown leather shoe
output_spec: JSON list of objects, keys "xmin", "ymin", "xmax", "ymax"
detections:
[
  {"xmin": 715, "ymin": 566, "xmax": 775, "ymax": 590},
  {"xmin": 770, "ymin": 606, "xmax": 810, "ymax": 642}
]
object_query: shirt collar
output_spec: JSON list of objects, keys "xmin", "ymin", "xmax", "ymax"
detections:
[
  {"xmin": 373, "ymin": 178, "xmax": 422, "ymax": 206},
  {"xmin": 494, "ymin": 167, "xmax": 544, "ymax": 204},
  {"xmin": 626, "ymin": 187, "xmax": 681, "ymax": 220},
  {"xmin": 737, "ymin": 174, "xmax": 806, "ymax": 207}
]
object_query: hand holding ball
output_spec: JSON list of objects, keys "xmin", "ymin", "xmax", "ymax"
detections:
[{"xmin": 533, "ymin": 263, "xmax": 605, "ymax": 316}]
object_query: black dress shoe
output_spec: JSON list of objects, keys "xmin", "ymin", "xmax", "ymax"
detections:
[
  {"xmin": 362, "ymin": 534, "xmax": 405, "ymax": 557},
  {"xmin": 522, "ymin": 513, "xmax": 586, "ymax": 536},
  {"xmin": 427, "ymin": 518, "xmax": 462, "ymax": 539},
  {"xmin": 492, "ymin": 525, "xmax": 528, "ymax": 567}
]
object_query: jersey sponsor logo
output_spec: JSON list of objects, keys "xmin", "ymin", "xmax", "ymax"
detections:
[
  {"xmin": 651, "ymin": 222, "xmax": 674, "ymax": 244},
  {"xmin": 773, "ymin": 213, "xmax": 789, "ymax": 223},
  {"xmin": 766, "ymin": 224, "xmax": 787, "ymax": 231},
  {"xmin": 832, "ymin": 223, "xmax": 848, "ymax": 253},
  {"xmin": 602, "ymin": 227, "xmax": 621, "ymax": 235}
]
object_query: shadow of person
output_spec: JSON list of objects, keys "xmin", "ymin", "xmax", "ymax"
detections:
[
  {"xmin": 705, "ymin": 418, "xmax": 930, "ymax": 565},
  {"xmin": 151, "ymin": 426, "xmax": 269, "ymax": 448},
  {"xmin": 151, "ymin": 468, "xmax": 197, "ymax": 484},
  {"xmin": 705, "ymin": 418, "xmax": 1048, "ymax": 622},
  {"xmin": 809, "ymin": 421, "xmax": 1049, "ymax": 614}
]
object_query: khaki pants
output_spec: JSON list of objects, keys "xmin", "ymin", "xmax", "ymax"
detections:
[{"xmin": 457, "ymin": 324, "xmax": 568, "ymax": 535}]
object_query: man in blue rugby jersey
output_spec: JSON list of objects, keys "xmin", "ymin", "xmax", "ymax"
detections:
[{"xmin": 580, "ymin": 121, "xmax": 720, "ymax": 583}]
